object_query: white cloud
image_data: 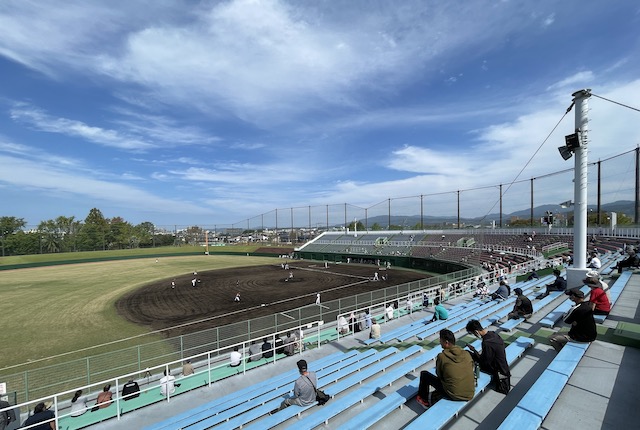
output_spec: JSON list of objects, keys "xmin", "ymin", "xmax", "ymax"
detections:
[
  {"xmin": 10, "ymin": 104, "xmax": 155, "ymax": 150},
  {"xmin": 0, "ymin": 153, "xmax": 208, "ymax": 215},
  {"xmin": 546, "ymin": 71, "xmax": 595, "ymax": 92}
]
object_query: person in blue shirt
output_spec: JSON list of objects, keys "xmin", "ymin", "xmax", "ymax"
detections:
[
  {"xmin": 491, "ymin": 280, "xmax": 510, "ymax": 300},
  {"xmin": 430, "ymin": 298, "xmax": 449, "ymax": 322}
]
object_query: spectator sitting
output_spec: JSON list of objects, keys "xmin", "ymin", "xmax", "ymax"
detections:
[
  {"xmin": 24, "ymin": 402, "xmax": 55, "ymax": 429},
  {"xmin": 491, "ymin": 281, "xmax": 510, "ymax": 301},
  {"xmin": 416, "ymin": 329, "xmax": 474, "ymax": 409},
  {"xmin": 248, "ymin": 340, "xmax": 262, "ymax": 362},
  {"xmin": 271, "ymin": 360, "xmax": 317, "ymax": 414},
  {"xmin": 182, "ymin": 359, "xmax": 194, "ymax": 376},
  {"xmin": 473, "ymin": 284, "xmax": 489, "ymax": 298},
  {"xmin": 548, "ymin": 288, "xmax": 597, "ymax": 352},
  {"xmin": 230, "ymin": 346, "xmax": 242, "ymax": 367},
  {"xmin": 587, "ymin": 252, "xmax": 601, "ymax": 269},
  {"xmin": 0, "ymin": 397, "xmax": 16, "ymax": 428},
  {"xmin": 282, "ymin": 332, "xmax": 296, "ymax": 356},
  {"xmin": 275, "ymin": 335, "xmax": 285, "ymax": 354},
  {"xmin": 584, "ymin": 270, "xmax": 611, "ymax": 303},
  {"xmin": 370, "ymin": 318, "xmax": 381, "ymax": 339},
  {"xmin": 616, "ymin": 249, "xmax": 639, "ymax": 273},
  {"xmin": 535, "ymin": 269, "xmax": 566, "ymax": 299},
  {"xmin": 385, "ymin": 303, "xmax": 394, "ymax": 320},
  {"xmin": 526, "ymin": 270, "xmax": 539, "ymax": 281},
  {"xmin": 337, "ymin": 315, "xmax": 349, "ymax": 335},
  {"xmin": 465, "ymin": 320, "xmax": 510, "ymax": 392},
  {"xmin": 160, "ymin": 370, "xmax": 180, "ymax": 397},
  {"xmin": 422, "ymin": 293, "xmax": 430, "ymax": 308},
  {"xmin": 261, "ymin": 338, "xmax": 273, "ymax": 359},
  {"xmin": 430, "ymin": 298, "xmax": 449, "ymax": 322},
  {"xmin": 70, "ymin": 390, "xmax": 88, "ymax": 416},
  {"xmin": 358, "ymin": 311, "xmax": 367, "ymax": 331},
  {"xmin": 584, "ymin": 277, "xmax": 611, "ymax": 316},
  {"xmin": 364, "ymin": 309, "xmax": 372, "ymax": 328},
  {"xmin": 507, "ymin": 288, "xmax": 533, "ymax": 320},
  {"xmin": 96, "ymin": 384, "xmax": 113, "ymax": 408}
]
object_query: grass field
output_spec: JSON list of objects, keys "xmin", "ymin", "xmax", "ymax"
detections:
[
  {"xmin": 0, "ymin": 244, "xmax": 263, "ymax": 267},
  {"xmin": 0, "ymin": 250, "xmax": 277, "ymax": 370}
]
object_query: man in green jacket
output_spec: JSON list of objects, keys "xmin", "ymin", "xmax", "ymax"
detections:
[{"xmin": 416, "ymin": 329, "xmax": 475, "ymax": 409}]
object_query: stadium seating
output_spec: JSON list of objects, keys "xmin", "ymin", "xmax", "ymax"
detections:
[
  {"xmin": 594, "ymin": 270, "xmax": 632, "ymax": 323},
  {"xmin": 496, "ymin": 341, "xmax": 589, "ymax": 430},
  {"xmin": 401, "ymin": 336, "xmax": 535, "ymax": 430}
]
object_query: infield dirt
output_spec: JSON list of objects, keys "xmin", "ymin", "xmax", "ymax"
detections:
[{"xmin": 116, "ymin": 262, "xmax": 428, "ymax": 337}]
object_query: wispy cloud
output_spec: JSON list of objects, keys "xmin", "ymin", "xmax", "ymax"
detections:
[
  {"xmin": 546, "ymin": 71, "xmax": 595, "ymax": 92},
  {"xmin": 10, "ymin": 104, "xmax": 155, "ymax": 150},
  {"xmin": 0, "ymin": 152, "xmax": 208, "ymax": 215}
]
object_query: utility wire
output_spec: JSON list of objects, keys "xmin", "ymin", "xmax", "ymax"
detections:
[
  {"xmin": 591, "ymin": 93, "xmax": 640, "ymax": 113},
  {"xmin": 477, "ymin": 102, "xmax": 574, "ymax": 224},
  {"xmin": 478, "ymin": 93, "xmax": 638, "ymax": 225}
]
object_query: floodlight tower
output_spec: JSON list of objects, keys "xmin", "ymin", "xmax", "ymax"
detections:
[{"xmin": 565, "ymin": 89, "xmax": 591, "ymax": 287}]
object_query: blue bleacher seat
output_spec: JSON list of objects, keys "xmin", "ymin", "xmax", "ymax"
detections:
[
  {"xmin": 337, "ymin": 337, "xmax": 532, "ymax": 430},
  {"xmin": 401, "ymin": 336, "xmax": 534, "ymax": 430},
  {"xmin": 594, "ymin": 270, "xmax": 632, "ymax": 323},
  {"xmin": 497, "ymin": 342, "xmax": 589, "ymax": 430}
]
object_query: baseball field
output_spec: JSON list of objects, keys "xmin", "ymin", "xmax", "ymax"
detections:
[{"xmin": 0, "ymin": 249, "xmax": 427, "ymax": 372}]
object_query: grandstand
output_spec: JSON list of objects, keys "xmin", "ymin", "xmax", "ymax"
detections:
[{"xmin": 5, "ymin": 230, "xmax": 640, "ymax": 429}]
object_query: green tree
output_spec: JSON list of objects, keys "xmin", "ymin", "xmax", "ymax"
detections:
[
  {"xmin": 37, "ymin": 219, "xmax": 61, "ymax": 254},
  {"xmin": 107, "ymin": 217, "xmax": 133, "ymax": 249},
  {"xmin": 79, "ymin": 208, "xmax": 108, "ymax": 251},
  {"xmin": 347, "ymin": 221, "xmax": 365, "ymax": 231},
  {"xmin": 509, "ymin": 218, "xmax": 539, "ymax": 227},
  {"xmin": 0, "ymin": 216, "xmax": 27, "ymax": 256},
  {"xmin": 135, "ymin": 221, "xmax": 155, "ymax": 247},
  {"xmin": 56, "ymin": 216, "xmax": 81, "ymax": 252},
  {"xmin": 7, "ymin": 230, "xmax": 40, "ymax": 255},
  {"xmin": 370, "ymin": 223, "xmax": 382, "ymax": 231},
  {"xmin": 183, "ymin": 225, "xmax": 204, "ymax": 246}
]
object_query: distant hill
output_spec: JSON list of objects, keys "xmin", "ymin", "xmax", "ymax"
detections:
[{"xmin": 360, "ymin": 200, "xmax": 634, "ymax": 228}]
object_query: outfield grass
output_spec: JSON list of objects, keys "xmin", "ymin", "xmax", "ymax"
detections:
[
  {"xmin": 0, "ymin": 252, "xmax": 277, "ymax": 370},
  {"xmin": 0, "ymin": 244, "xmax": 268, "ymax": 267}
]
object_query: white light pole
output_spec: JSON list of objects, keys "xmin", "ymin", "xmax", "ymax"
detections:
[{"xmin": 566, "ymin": 89, "xmax": 591, "ymax": 287}]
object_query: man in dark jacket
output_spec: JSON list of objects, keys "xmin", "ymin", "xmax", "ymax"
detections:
[
  {"xmin": 549, "ymin": 288, "xmax": 596, "ymax": 351},
  {"xmin": 416, "ymin": 329, "xmax": 474, "ymax": 409},
  {"xmin": 261, "ymin": 338, "xmax": 273, "ymax": 358},
  {"xmin": 508, "ymin": 288, "xmax": 533, "ymax": 320},
  {"xmin": 0, "ymin": 398, "xmax": 16, "ymax": 430},
  {"xmin": 536, "ymin": 269, "xmax": 567, "ymax": 299},
  {"xmin": 465, "ymin": 319, "xmax": 510, "ymax": 391}
]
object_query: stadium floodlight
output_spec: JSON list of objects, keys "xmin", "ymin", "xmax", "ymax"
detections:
[
  {"xmin": 558, "ymin": 145, "xmax": 573, "ymax": 160},
  {"xmin": 565, "ymin": 132, "xmax": 581, "ymax": 150}
]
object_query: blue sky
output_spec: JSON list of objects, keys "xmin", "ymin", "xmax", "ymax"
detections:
[{"xmin": 1, "ymin": 0, "xmax": 639, "ymax": 229}]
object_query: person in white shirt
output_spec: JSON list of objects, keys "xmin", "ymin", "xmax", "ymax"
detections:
[
  {"xmin": 587, "ymin": 252, "xmax": 601, "ymax": 269},
  {"xmin": 70, "ymin": 390, "xmax": 87, "ymax": 417},
  {"xmin": 337, "ymin": 315, "xmax": 349, "ymax": 334},
  {"xmin": 160, "ymin": 370, "xmax": 177, "ymax": 396},
  {"xmin": 230, "ymin": 346, "xmax": 242, "ymax": 367},
  {"xmin": 386, "ymin": 303, "xmax": 394, "ymax": 320}
]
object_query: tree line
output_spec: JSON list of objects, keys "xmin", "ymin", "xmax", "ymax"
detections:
[{"xmin": 0, "ymin": 208, "xmax": 175, "ymax": 257}]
